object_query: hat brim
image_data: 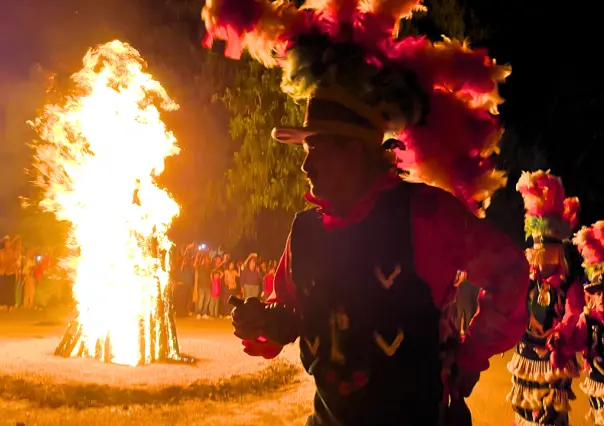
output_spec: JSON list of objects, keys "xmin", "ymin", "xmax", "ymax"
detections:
[
  {"xmin": 271, "ymin": 126, "xmax": 323, "ymax": 144},
  {"xmin": 585, "ymin": 282, "xmax": 604, "ymax": 294},
  {"xmin": 272, "ymin": 121, "xmax": 387, "ymax": 145}
]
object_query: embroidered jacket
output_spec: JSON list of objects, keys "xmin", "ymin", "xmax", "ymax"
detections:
[
  {"xmin": 245, "ymin": 175, "xmax": 528, "ymax": 375},
  {"xmin": 553, "ymin": 310, "xmax": 604, "ymax": 376},
  {"xmin": 522, "ymin": 273, "xmax": 584, "ymax": 350},
  {"xmin": 298, "ymin": 182, "xmax": 443, "ymax": 424}
]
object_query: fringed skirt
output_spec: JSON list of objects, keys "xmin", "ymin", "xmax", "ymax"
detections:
[
  {"xmin": 507, "ymin": 343, "xmax": 579, "ymax": 426},
  {"xmin": 580, "ymin": 375, "xmax": 604, "ymax": 425}
]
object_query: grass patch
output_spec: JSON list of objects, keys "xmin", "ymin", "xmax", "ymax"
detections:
[{"xmin": 0, "ymin": 360, "xmax": 301, "ymax": 409}]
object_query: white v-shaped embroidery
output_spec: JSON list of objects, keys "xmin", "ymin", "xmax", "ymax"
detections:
[{"xmin": 374, "ymin": 264, "xmax": 402, "ymax": 289}]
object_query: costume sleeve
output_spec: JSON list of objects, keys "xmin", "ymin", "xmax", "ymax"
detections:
[
  {"xmin": 413, "ymin": 185, "xmax": 529, "ymax": 372},
  {"xmin": 562, "ymin": 280, "xmax": 585, "ymax": 323},
  {"xmin": 241, "ymin": 236, "xmax": 299, "ymax": 359},
  {"xmin": 551, "ymin": 312, "xmax": 588, "ymax": 369}
]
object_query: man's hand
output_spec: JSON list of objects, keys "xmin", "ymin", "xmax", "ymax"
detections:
[
  {"xmin": 546, "ymin": 331, "xmax": 561, "ymax": 351},
  {"xmin": 231, "ymin": 297, "xmax": 267, "ymax": 341}
]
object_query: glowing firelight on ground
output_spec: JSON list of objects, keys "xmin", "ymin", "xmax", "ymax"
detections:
[{"xmin": 28, "ymin": 40, "xmax": 182, "ymax": 366}]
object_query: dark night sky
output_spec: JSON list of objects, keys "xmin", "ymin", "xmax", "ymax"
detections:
[{"xmin": 459, "ymin": 1, "xmax": 603, "ymax": 242}]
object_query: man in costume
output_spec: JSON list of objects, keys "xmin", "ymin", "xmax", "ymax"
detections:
[
  {"xmin": 508, "ymin": 171, "xmax": 584, "ymax": 426},
  {"xmin": 201, "ymin": 0, "xmax": 529, "ymax": 424},
  {"xmin": 549, "ymin": 221, "xmax": 604, "ymax": 425}
]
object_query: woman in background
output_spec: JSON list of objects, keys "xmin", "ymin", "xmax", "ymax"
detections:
[
  {"xmin": 209, "ymin": 268, "xmax": 223, "ymax": 317},
  {"xmin": 223, "ymin": 261, "xmax": 239, "ymax": 313},
  {"xmin": 21, "ymin": 249, "xmax": 37, "ymax": 309}
]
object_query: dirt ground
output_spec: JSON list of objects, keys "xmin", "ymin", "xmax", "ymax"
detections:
[{"xmin": 0, "ymin": 308, "xmax": 594, "ymax": 426}]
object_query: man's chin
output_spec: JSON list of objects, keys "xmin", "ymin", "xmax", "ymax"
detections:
[{"xmin": 309, "ymin": 186, "xmax": 325, "ymax": 200}]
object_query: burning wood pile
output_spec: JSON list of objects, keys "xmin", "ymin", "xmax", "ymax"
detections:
[{"xmin": 29, "ymin": 40, "xmax": 185, "ymax": 366}]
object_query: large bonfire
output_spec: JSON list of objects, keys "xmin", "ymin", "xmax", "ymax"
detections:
[{"xmin": 28, "ymin": 40, "xmax": 182, "ymax": 366}]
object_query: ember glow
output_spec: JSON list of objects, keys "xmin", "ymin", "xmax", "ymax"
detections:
[{"xmin": 29, "ymin": 40, "xmax": 181, "ymax": 366}]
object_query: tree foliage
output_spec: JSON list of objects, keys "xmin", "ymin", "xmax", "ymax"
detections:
[
  {"xmin": 211, "ymin": 0, "xmax": 492, "ymax": 247},
  {"xmin": 215, "ymin": 58, "xmax": 306, "ymax": 245}
]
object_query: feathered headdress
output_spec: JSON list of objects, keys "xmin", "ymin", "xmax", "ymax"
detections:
[
  {"xmin": 573, "ymin": 222, "xmax": 604, "ymax": 293},
  {"xmin": 202, "ymin": 0, "xmax": 511, "ymax": 217},
  {"xmin": 516, "ymin": 170, "xmax": 580, "ymax": 240}
]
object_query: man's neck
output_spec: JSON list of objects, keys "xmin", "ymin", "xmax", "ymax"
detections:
[{"xmin": 329, "ymin": 172, "xmax": 385, "ymax": 217}]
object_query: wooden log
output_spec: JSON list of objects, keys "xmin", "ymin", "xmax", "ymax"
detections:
[
  {"xmin": 138, "ymin": 316, "xmax": 146, "ymax": 365},
  {"xmin": 157, "ymin": 282, "xmax": 168, "ymax": 361},
  {"xmin": 54, "ymin": 320, "xmax": 82, "ymax": 357},
  {"xmin": 54, "ymin": 237, "xmax": 184, "ymax": 365}
]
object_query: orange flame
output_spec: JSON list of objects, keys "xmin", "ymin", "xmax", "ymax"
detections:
[{"xmin": 28, "ymin": 40, "xmax": 181, "ymax": 366}]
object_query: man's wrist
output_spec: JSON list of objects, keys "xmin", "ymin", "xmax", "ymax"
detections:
[{"xmin": 263, "ymin": 303, "xmax": 299, "ymax": 345}]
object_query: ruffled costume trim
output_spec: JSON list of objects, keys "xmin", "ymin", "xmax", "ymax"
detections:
[
  {"xmin": 507, "ymin": 379, "xmax": 574, "ymax": 413},
  {"xmin": 584, "ymin": 407, "xmax": 604, "ymax": 426},
  {"xmin": 581, "ymin": 376, "xmax": 604, "ymax": 425},
  {"xmin": 507, "ymin": 351, "xmax": 578, "ymax": 418},
  {"xmin": 581, "ymin": 376, "xmax": 604, "ymax": 398},
  {"xmin": 507, "ymin": 351, "xmax": 580, "ymax": 382},
  {"xmin": 512, "ymin": 413, "xmax": 566, "ymax": 426}
]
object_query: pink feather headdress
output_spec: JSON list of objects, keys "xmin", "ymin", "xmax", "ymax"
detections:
[
  {"xmin": 202, "ymin": 0, "xmax": 511, "ymax": 217},
  {"xmin": 516, "ymin": 170, "xmax": 580, "ymax": 240},
  {"xmin": 573, "ymin": 221, "xmax": 604, "ymax": 285}
]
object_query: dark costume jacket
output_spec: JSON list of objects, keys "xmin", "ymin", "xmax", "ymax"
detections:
[
  {"xmin": 242, "ymin": 174, "xmax": 529, "ymax": 426},
  {"xmin": 551, "ymin": 310, "xmax": 604, "ymax": 425}
]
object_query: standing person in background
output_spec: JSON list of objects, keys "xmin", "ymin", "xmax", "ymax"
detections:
[
  {"xmin": 508, "ymin": 171, "xmax": 584, "ymax": 426},
  {"xmin": 194, "ymin": 254, "xmax": 212, "ymax": 319},
  {"xmin": 0, "ymin": 236, "xmax": 19, "ymax": 310},
  {"xmin": 223, "ymin": 261, "xmax": 240, "ymax": 315},
  {"xmin": 240, "ymin": 254, "xmax": 262, "ymax": 299},
  {"xmin": 180, "ymin": 244, "xmax": 196, "ymax": 317},
  {"xmin": 32, "ymin": 250, "xmax": 50, "ymax": 309},
  {"xmin": 15, "ymin": 239, "xmax": 24, "ymax": 307},
  {"xmin": 263, "ymin": 264, "xmax": 276, "ymax": 301},
  {"xmin": 549, "ymin": 221, "xmax": 604, "ymax": 426},
  {"xmin": 213, "ymin": 255, "xmax": 224, "ymax": 269},
  {"xmin": 21, "ymin": 249, "xmax": 37, "ymax": 309},
  {"xmin": 0, "ymin": 237, "xmax": 8, "ymax": 309},
  {"xmin": 209, "ymin": 268, "xmax": 224, "ymax": 317},
  {"xmin": 236, "ymin": 260, "xmax": 244, "ymax": 297},
  {"xmin": 33, "ymin": 252, "xmax": 48, "ymax": 285}
]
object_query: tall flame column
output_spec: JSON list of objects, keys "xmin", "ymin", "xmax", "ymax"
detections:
[{"xmin": 29, "ymin": 40, "xmax": 183, "ymax": 366}]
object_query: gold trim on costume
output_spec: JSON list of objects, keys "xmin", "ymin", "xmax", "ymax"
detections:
[
  {"xmin": 374, "ymin": 329, "xmax": 404, "ymax": 356},
  {"xmin": 330, "ymin": 312, "xmax": 346, "ymax": 365},
  {"xmin": 374, "ymin": 264, "xmax": 402, "ymax": 290},
  {"xmin": 304, "ymin": 336, "xmax": 320, "ymax": 356}
]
